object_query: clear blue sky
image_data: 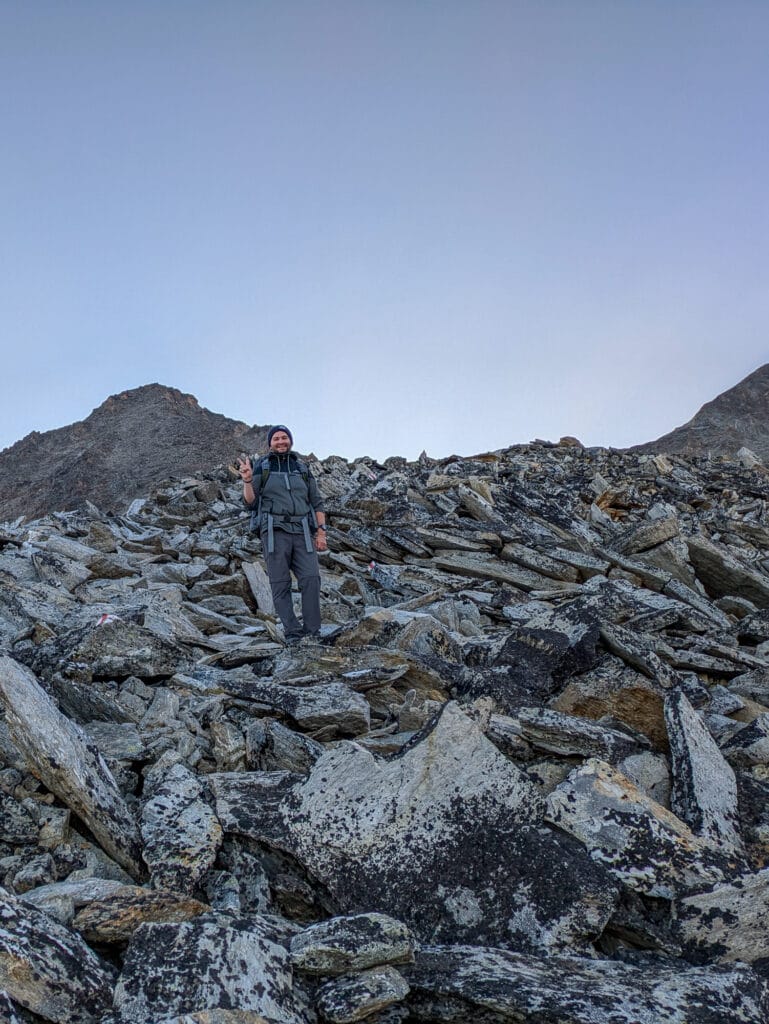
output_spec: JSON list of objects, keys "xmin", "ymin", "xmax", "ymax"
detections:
[{"xmin": 1, "ymin": 1, "xmax": 767, "ymax": 460}]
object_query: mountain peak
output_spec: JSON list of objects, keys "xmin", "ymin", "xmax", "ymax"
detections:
[
  {"xmin": 635, "ymin": 363, "xmax": 769, "ymax": 459},
  {"xmin": 0, "ymin": 385, "xmax": 268, "ymax": 521}
]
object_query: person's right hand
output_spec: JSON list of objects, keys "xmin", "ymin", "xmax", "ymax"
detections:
[{"xmin": 236, "ymin": 454, "xmax": 253, "ymax": 482}]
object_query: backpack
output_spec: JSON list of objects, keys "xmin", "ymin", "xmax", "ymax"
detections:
[{"xmin": 248, "ymin": 454, "xmax": 312, "ymax": 532}]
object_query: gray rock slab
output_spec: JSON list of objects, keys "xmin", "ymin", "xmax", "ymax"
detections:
[
  {"xmin": 664, "ymin": 689, "xmax": 744, "ymax": 853},
  {"xmin": 517, "ymin": 707, "xmax": 647, "ymax": 761},
  {"xmin": 687, "ymin": 533, "xmax": 769, "ymax": 608},
  {"xmin": 283, "ymin": 703, "xmax": 618, "ymax": 953},
  {"xmin": 0, "ymin": 656, "xmax": 143, "ymax": 878},
  {"xmin": 208, "ymin": 771, "xmax": 301, "ymax": 851},
  {"xmin": 315, "ymin": 965, "xmax": 410, "ymax": 1023},
  {"xmin": 72, "ymin": 885, "xmax": 209, "ymax": 944},
  {"xmin": 405, "ymin": 944, "xmax": 769, "ymax": 1023},
  {"xmin": 721, "ymin": 713, "xmax": 769, "ymax": 767},
  {"xmin": 546, "ymin": 759, "xmax": 734, "ymax": 898},
  {"xmin": 112, "ymin": 915, "xmax": 304, "ymax": 1024},
  {"xmin": 673, "ymin": 867, "xmax": 769, "ymax": 964},
  {"xmin": 84, "ymin": 721, "xmax": 147, "ymax": 760},
  {"xmin": 141, "ymin": 758, "xmax": 223, "ymax": 892},
  {"xmin": 0, "ymin": 887, "xmax": 115, "ymax": 1024},
  {"xmin": 243, "ymin": 680, "xmax": 370, "ymax": 736},
  {"xmin": 70, "ymin": 618, "xmax": 185, "ymax": 679},
  {"xmin": 290, "ymin": 913, "xmax": 415, "ymax": 975}
]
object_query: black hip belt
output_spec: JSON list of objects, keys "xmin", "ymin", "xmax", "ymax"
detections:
[{"xmin": 262, "ymin": 512, "xmax": 314, "ymax": 554}]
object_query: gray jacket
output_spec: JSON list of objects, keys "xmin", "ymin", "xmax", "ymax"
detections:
[{"xmin": 246, "ymin": 452, "xmax": 324, "ymax": 534}]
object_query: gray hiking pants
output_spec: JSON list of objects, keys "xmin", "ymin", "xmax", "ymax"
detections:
[{"xmin": 262, "ymin": 528, "xmax": 321, "ymax": 637}]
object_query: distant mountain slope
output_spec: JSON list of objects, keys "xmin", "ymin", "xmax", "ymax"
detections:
[
  {"xmin": 634, "ymin": 363, "xmax": 769, "ymax": 460},
  {"xmin": 0, "ymin": 384, "xmax": 268, "ymax": 521}
]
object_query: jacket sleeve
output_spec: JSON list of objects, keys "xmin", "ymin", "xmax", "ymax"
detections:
[{"xmin": 243, "ymin": 459, "xmax": 261, "ymax": 510}]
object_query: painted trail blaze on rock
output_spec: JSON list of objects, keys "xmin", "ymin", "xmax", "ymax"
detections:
[{"xmin": 284, "ymin": 702, "xmax": 619, "ymax": 953}]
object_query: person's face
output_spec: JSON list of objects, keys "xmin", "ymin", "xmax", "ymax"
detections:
[{"xmin": 270, "ymin": 430, "xmax": 292, "ymax": 453}]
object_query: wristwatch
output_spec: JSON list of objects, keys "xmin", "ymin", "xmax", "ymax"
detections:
[{"xmin": 317, "ymin": 525, "xmax": 327, "ymax": 531}]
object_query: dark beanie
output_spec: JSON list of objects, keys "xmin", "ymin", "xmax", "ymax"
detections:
[{"xmin": 268, "ymin": 425, "xmax": 293, "ymax": 446}]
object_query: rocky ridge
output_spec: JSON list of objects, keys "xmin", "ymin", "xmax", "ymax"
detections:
[
  {"xmin": 3, "ymin": 440, "xmax": 769, "ymax": 1020},
  {"xmin": 0, "ymin": 384, "xmax": 268, "ymax": 523},
  {"xmin": 636, "ymin": 361, "xmax": 769, "ymax": 461}
]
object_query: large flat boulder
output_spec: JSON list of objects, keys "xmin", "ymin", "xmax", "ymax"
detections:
[
  {"xmin": 283, "ymin": 703, "xmax": 618, "ymax": 953},
  {"xmin": 0, "ymin": 655, "xmax": 143, "ymax": 878}
]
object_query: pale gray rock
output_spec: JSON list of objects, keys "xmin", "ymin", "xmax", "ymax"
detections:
[
  {"xmin": 0, "ymin": 656, "xmax": 143, "ymax": 878},
  {"xmin": 141, "ymin": 757, "xmax": 223, "ymax": 892},
  {"xmin": 546, "ymin": 759, "xmax": 732, "ymax": 898},
  {"xmin": 315, "ymin": 966, "xmax": 409, "ymax": 1023},
  {"xmin": 618, "ymin": 751, "xmax": 671, "ymax": 806},
  {"xmin": 113, "ymin": 914, "xmax": 304, "ymax": 1024},
  {"xmin": 291, "ymin": 913, "xmax": 414, "ymax": 975},
  {"xmin": 0, "ymin": 887, "xmax": 115, "ymax": 1023},
  {"xmin": 284, "ymin": 703, "xmax": 618, "ymax": 953},
  {"xmin": 405, "ymin": 944, "xmax": 769, "ymax": 1023},
  {"xmin": 687, "ymin": 532, "xmax": 769, "ymax": 607},
  {"xmin": 664, "ymin": 689, "xmax": 743, "ymax": 853},
  {"xmin": 673, "ymin": 867, "xmax": 769, "ymax": 964}
]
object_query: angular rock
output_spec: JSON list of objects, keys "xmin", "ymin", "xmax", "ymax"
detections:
[
  {"xmin": 517, "ymin": 707, "xmax": 647, "ymax": 761},
  {"xmin": 290, "ymin": 913, "xmax": 415, "ymax": 975},
  {"xmin": 315, "ymin": 965, "xmax": 410, "ymax": 1023},
  {"xmin": 112, "ymin": 914, "xmax": 303, "ymax": 1024},
  {"xmin": 551, "ymin": 658, "xmax": 667, "ymax": 747},
  {"xmin": 243, "ymin": 679, "xmax": 370, "ymax": 737},
  {"xmin": 405, "ymin": 944, "xmax": 769, "ymax": 1023},
  {"xmin": 664, "ymin": 689, "xmax": 743, "ymax": 852},
  {"xmin": 70, "ymin": 618, "xmax": 187, "ymax": 679},
  {"xmin": 721, "ymin": 714, "xmax": 769, "ymax": 767},
  {"xmin": 141, "ymin": 757, "xmax": 223, "ymax": 892},
  {"xmin": 72, "ymin": 885, "xmax": 209, "ymax": 943},
  {"xmin": 284, "ymin": 703, "xmax": 618, "ymax": 953},
  {"xmin": 546, "ymin": 759, "xmax": 734, "ymax": 898},
  {"xmin": 0, "ymin": 656, "xmax": 143, "ymax": 878},
  {"xmin": 0, "ymin": 887, "xmax": 115, "ymax": 1023},
  {"xmin": 208, "ymin": 771, "xmax": 301, "ymax": 851},
  {"xmin": 687, "ymin": 532, "xmax": 769, "ymax": 608},
  {"xmin": 673, "ymin": 867, "xmax": 769, "ymax": 965}
]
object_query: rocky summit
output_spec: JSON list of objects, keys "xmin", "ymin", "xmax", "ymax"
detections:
[
  {"xmin": 4, "ymin": 438, "xmax": 769, "ymax": 1022},
  {"xmin": 636, "ymin": 361, "xmax": 769, "ymax": 461},
  {"xmin": 0, "ymin": 384, "xmax": 269, "ymax": 523}
]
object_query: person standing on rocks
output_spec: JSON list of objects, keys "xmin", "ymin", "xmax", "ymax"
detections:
[{"xmin": 237, "ymin": 425, "xmax": 327, "ymax": 643}]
